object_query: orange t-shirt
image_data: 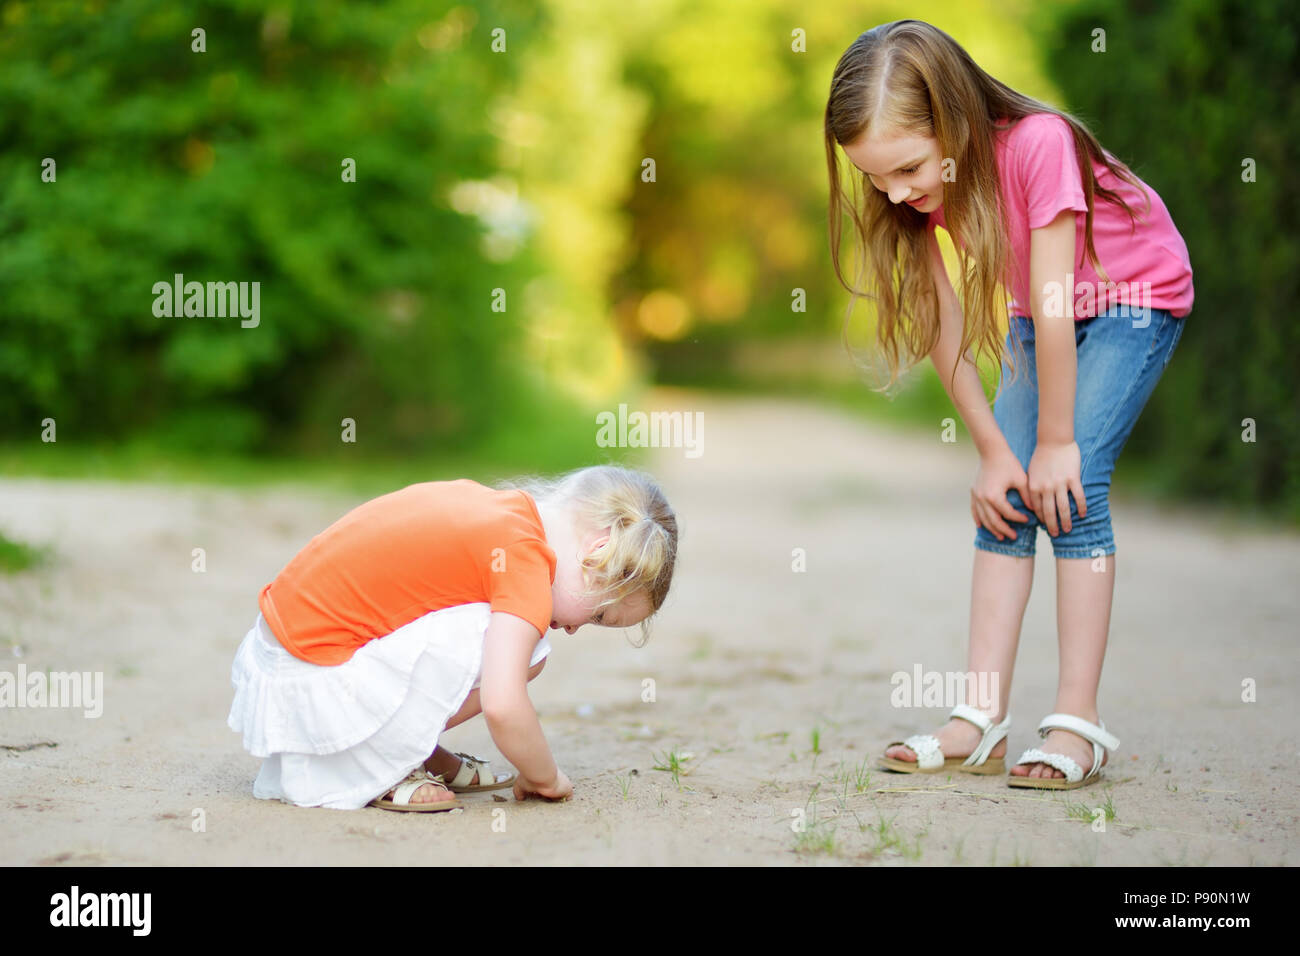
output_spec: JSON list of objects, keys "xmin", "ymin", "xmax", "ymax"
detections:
[{"xmin": 258, "ymin": 479, "xmax": 556, "ymax": 665}]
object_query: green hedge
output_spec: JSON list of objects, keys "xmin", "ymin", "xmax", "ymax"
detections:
[
  {"xmin": 1037, "ymin": 0, "xmax": 1300, "ymax": 519},
  {"xmin": 0, "ymin": 0, "xmax": 548, "ymax": 454}
]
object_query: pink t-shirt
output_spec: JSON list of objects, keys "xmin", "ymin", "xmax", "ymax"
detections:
[{"xmin": 929, "ymin": 112, "xmax": 1193, "ymax": 320}]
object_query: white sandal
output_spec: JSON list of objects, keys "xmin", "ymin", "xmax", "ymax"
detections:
[
  {"xmin": 1008, "ymin": 713, "xmax": 1120, "ymax": 790},
  {"xmin": 880, "ymin": 704, "xmax": 1011, "ymax": 775},
  {"xmin": 370, "ymin": 769, "xmax": 462, "ymax": 812},
  {"xmin": 444, "ymin": 752, "xmax": 516, "ymax": 793}
]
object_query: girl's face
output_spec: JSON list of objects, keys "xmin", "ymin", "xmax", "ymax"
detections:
[
  {"xmin": 549, "ymin": 530, "xmax": 653, "ymax": 634},
  {"xmin": 549, "ymin": 583, "xmax": 652, "ymax": 634},
  {"xmin": 842, "ymin": 128, "xmax": 943, "ymax": 213}
]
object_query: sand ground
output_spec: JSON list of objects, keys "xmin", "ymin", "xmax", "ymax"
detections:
[{"xmin": 2, "ymin": 387, "xmax": 1297, "ymax": 865}]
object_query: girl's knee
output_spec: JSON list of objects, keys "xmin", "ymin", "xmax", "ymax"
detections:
[
  {"xmin": 1069, "ymin": 483, "xmax": 1111, "ymax": 525},
  {"xmin": 1049, "ymin": 486, "xmax": 1114, "ymax": 557}
]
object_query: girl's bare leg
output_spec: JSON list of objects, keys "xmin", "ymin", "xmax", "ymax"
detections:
[
  {"xmin": 1011, "ymin": 554, "xmax": 1114, "ymax": 779},
  {"xmin": 396, "ymin": 658, "xmax": 548, "ymax": 802},
  {"xmin": 885, "ymin": 550, "xmax": 1033, "ymax": 762}
]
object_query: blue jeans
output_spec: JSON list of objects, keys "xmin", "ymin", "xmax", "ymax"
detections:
[{"xmin": 973, "ymin": 304, "xmax": 1186, "ymax": 559}]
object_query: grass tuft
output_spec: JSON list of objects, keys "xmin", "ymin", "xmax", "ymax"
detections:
[
  {"xmin": 650, "ymin": 748, "xmax": 693, "ymax": 790},
  {"xmin": 0, "ymin": 531, "xmax": 49, "ymax": 574}
]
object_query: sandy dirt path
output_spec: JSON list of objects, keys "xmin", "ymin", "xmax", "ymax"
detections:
[{"xmin": 2, "ymin": 387, "xmax": 1297, "ymax": 865}]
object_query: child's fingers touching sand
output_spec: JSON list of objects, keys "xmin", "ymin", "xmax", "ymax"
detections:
[{"xmin": 513, "ymin": 768, "xmax": 574, "ymax": 802}]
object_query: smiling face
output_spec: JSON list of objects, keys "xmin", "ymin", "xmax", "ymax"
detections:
[{"xmin": 841, "ymin": 127, "xmax": 943, "ymax": 213}]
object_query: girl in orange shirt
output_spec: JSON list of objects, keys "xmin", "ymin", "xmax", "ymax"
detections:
[{"xmin": 228, "ymin": 464, "xmax": 678, "ymax": 812}]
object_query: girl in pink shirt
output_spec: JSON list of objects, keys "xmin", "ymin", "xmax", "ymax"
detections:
[{"xmin": 824, "ymin": 20, "xmax": 1193, "ymax": 789}]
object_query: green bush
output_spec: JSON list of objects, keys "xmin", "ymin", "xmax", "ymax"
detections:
[
  {"xmin": 1036, "ymin": 0, "xmax": 1300, "ymax": 518},
  {"xmin": 0, "ymin": 0, "xmax": 550, "ymax": 454}
]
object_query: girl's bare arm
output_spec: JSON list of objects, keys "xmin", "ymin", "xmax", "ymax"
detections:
[
  {"xmin": 1028, "ymin": 209, "xmax": 1078, "ymax": 445},
  {"xmin": 926, "ymin": 226, "xmax": 1033, "ymax": 539},
  {"xmin": 926, "ymin": 227, "xmax": 1008, "ymax": 456},
  {"xmin": 479, "ymin": 611, "xmax": 559, "ymax": 787},
  {"xmin": 1026, "ymin": 209, "xmax": 1087, "ymax": 534}
]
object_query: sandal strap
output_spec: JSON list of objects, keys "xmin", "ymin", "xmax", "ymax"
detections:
[
  {"xmin": 1037, "ymin": 713, "xmax": 1120, "ymax": 752},
  {"xmin": 450, "ymin": 752, "xmax": 488, "ymax": 788},
  {"xmin": 948, "ymin": 703, "xmax": 992, "ymax": 734},
  {"xmin": 1014, "ymin": 747, "xmax": 1084, "ymax": 783},
  {"xmin": 390, "ymin": 770, "xmax": 436, "ymax": 806},
  {"xmin": 894, "ymin": 734, "xmax": 944, "ymax": 770},
  {"xmin": 950, "ymin": 704, "xmax": 1012, "ymax": 766},
  {"xmin": 888, "ymin": 708, "xmax": 1012, "ymax": 771}
]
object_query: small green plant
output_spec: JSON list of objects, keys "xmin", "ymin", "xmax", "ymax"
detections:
[
  {"xmin": 616, "ymin": 772, "xmax": 633, "ymax": 800},
  {"xmin": 1071, "ymin": 838, "xmax": 1100, "ymax": 867},
  {"xmin": 792, "ymin": 796, "xmax": 840, "ymax": 857},
  {"xmin": 950, "ymin": 831, "xmax": 967, "ymax": 865},
  {"xmin": 1063, "ymin": 800, "xmax": 1093, "ymax": 823},
  {"xmin": 794, "ymin": 819, "xmax": 838, "ymax": 856},
  {"xmin": 863, "ymin": 811, "xmax": 924, "ymax": 860},
  {"xmin": 0, "ymin": 531, "xmax": 48, "ymax": 574},
  {"xmin": 828, "ymin": 758, "xmax": 871, "ymax": 795},
  {"xmin": 1063, "ymin": 787, "xmax": 1117, "ymax": 824},
  {"xmin": 651, "ymin": 748, "xmax": 692, "ymax": 790},
  {"xmin": 810, "ymin": 726, "xmax": 822, "ymax": 757}
]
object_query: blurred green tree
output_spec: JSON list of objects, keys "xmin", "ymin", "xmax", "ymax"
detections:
[
  {"xmin": 0, "ymin": 0, "xmax": 620, "ymax": 457},
  {"xmin": 1036, "ymin": 0, "xmax": 1300, "ymax": 517}
]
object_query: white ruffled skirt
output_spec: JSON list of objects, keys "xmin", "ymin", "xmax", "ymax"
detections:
[{"xmin": 227, "ymin": 602, "xmax": 550, "ymax": 810}]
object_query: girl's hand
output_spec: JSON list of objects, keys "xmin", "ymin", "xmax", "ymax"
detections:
[
  {"xmin": 514, "ymin": 768, "xmax": 573, "ymax": 802},
  {"xmin": 971, "ymin": 445, "xmax": 1033, "ymax": 542},
  {"xmin": 1026, "ymin": 440, "xmax": 1086, "ymax": 536}
]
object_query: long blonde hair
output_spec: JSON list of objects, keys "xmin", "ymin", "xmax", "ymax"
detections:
[
  {"xmin": 497, "ymin": 464, "xmax": 677, "ymax": 646},
  {"xmin": 824, "ymin": 19, "xmax": 1152, "ymax": 393}
]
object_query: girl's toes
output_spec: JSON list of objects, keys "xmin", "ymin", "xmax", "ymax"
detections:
[{"xmin": 416, "ymin": 783, "xmax": 446, "ymax": 803}]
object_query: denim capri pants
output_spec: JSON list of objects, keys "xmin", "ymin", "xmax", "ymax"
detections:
[{"xmin": 974, "ymin": 303, "xmax": 1186, "ymax": 559}]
